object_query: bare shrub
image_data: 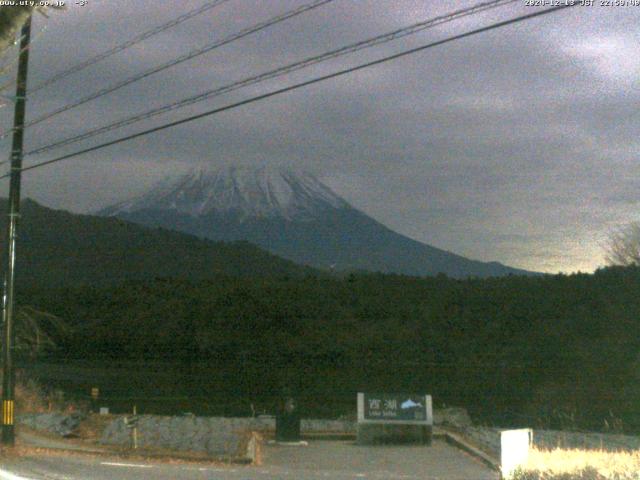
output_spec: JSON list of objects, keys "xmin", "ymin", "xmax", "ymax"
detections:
[
  {"xmin": 0, "ymin": 371, "xmax": 75, "ymax": 413},
  {"xmin": 604, "ymin": 223, "xmax": 640, "ymax": 266}
]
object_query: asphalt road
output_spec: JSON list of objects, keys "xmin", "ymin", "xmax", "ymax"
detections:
[{"xmin": 1, "ymin": 440, "xmax": 499, "ymax": 480}]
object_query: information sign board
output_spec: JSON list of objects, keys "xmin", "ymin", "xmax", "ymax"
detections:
[{"xmin": 357, "ymin": 393, "xmax": 433, "ymax": 425}]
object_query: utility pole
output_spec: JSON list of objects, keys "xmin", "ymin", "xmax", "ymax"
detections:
[{"xmin": 2, "ymin": 15, "xmax": 32, "ymax": 446}]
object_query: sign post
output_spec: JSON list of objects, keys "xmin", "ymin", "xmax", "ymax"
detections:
[
  {"xmin": 124, "ymin": 406, "xmax": 139, "ymax": 450},
  {"xmin": 357, "ymin": 393, "xmax": 433, "ymax": 445},
  {"xmin": 90, "ymin": 387, "xmax": 99, "ymax": 413}
]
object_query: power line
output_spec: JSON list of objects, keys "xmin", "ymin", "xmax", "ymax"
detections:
[
  {"xmin": 24, "ymin": 0, "xmax": 518, "ymax": 158},
  {"xmin": 4, "ymin": 0, "xmax": 336, "ymax": 139},
  {"xmin": 27, "ymin": 0, "xmax": 233, "ymax": 95},
  {"xmin": 1, "ymin": 4, "xmax": 576, "ymax": 180}
]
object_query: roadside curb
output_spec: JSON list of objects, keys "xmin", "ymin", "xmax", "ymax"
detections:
[
  {"xmin": 16, "ymin": 434, "xmax": 245, "ymax": 465},
  {"xmin": 15, "ymin": 441, "xmax": 244, "ymax": 465},
  {"xmin": 17, "ymin": 430, "xmax": 114, "ymax": 455},
  {"xmin": 302, "ymin": 432, "xmax": 356, "ymax": 441},
  {"xmin": 437, "ymin": 428, "xmax": 500, "ymax": 472}
]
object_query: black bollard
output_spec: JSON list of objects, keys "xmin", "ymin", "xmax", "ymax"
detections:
[{"xmin": 276, "ymin": 397, "xmax": 301, "ymax": 442}]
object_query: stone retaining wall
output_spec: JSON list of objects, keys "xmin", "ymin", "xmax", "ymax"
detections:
[
  {"xmin": 17, "ymin": 412, "xmax": 86, "ymax": 437},
  {"xmin": 99, "ymin": 415, "xmax": 357, "ymax": 453},
  {"xmin": 100, "ymin": 415, "xmax": 257, "ymax": 457}
]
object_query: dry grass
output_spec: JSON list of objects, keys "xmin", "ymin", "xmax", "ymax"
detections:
[
  {"xmin": 515, "ymin": 447, "xmax": 640, "ymax": 479},
  {"xmin": 238, "ymin": 431, "xmax": 263, "ymax": 465},
  {"xmin": 72, "ymin": 414, "xmax": 117, "ymax": 442},
  {"xmin": 14, "ymin": 377, "xmax": 53, "ymax": 413},
  {"xmin": 2, "ymin": 373, "xmax": 79, "ymax": 413}
]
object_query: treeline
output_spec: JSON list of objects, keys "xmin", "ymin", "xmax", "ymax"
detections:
[
  {"xmin": 21, "ymin": 266, "xmax": 640, "ymax": 431},
  {"xmin": 0, "ymin": 199, "xmax": 316, "ymax": 288}
]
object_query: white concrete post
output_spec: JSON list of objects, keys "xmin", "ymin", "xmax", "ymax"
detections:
[{"xmin": 500, "ymin": 428, "xmax": 532, "ymax": 479}]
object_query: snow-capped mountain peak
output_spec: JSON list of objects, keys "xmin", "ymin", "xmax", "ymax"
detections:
[
  {"xmin": 102, "ymin": 165, "xmax": 348, "ymax": 221},
  {"xmin": 99, "ymin": 164, "xmax": 535, "ymax": 278}
]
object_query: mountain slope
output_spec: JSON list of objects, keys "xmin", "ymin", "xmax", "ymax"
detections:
[
  {"xmin": 0, "ymin": 199, "xmax": 315, "ymax": 288},
  {"xmin": 100, "ymin": 166, "xmax": 534, "ymax": 278}
]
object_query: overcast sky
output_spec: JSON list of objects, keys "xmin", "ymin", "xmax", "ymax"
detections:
[{"xmin": 0, "ymin": 0, "xmax": 637, "ymax": 274}]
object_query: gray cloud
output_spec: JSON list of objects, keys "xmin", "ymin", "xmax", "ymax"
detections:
[{"xmin": 0, "ymin": 0, "xmax": 638, "ymax": 273}]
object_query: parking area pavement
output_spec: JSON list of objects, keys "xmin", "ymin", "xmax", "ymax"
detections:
[{"xmin": 262, "ymin": 439, "xmax": 500, "ymax": 480}]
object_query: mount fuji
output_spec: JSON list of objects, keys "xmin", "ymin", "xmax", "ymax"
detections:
[{"xmin": 98, "ymin": 166, "xmax": 533, "ymax": 278}]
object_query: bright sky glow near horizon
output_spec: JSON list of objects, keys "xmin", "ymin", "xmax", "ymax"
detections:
[{"xmin": 0, "ymin": 0, "xmax": 638, "ymax": 274}]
